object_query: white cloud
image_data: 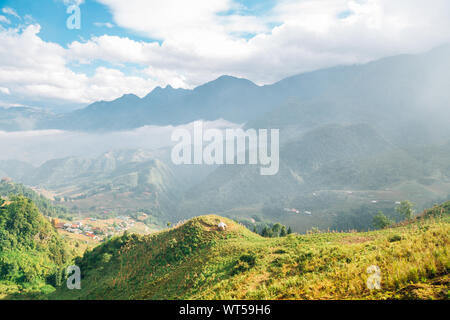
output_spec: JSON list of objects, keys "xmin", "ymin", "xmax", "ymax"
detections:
[
  {"xmin": 0, "ymin": 24, "xmax": 161, "ymax": 106},
  {"xmin": 0, "ymin": 119, "xmax": 239, "ymax": 164},
  {"xmin": 2, "ymin": 7, "xmax": 19, "ymax": 19},
  {"xmin": 96, "ymin": 0, "xmax": 268, "ymax": 42},
  {"xmin": 0, "ymin": 87, "xmax": 10, "ymax": 95},
  {"xmin": 2, "ymin": 0, "xmax": 450, "ymax": 108},
  {"xmin": 0, "ymin": 15, "xmax": 11, "ymax": 24},
  {"xmin": 72, "ymin": 0, "xmax": 450, "ymax": 87},
  {"xmin": 93, "ymin": 22, "xmax": 114, "ymax": 28}
]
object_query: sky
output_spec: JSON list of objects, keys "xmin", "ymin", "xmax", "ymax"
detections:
[{"xmin": 1, "ymin": 0, "xmax": 450, "ymax": 112}]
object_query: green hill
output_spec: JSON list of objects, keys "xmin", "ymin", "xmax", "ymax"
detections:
[
  {"xmin": 0, "ymin": 196, "xmax": 71, "ymax": 297},
  {"xmin": 0, "ymin": 180, "xmax": 70, "ymax": 219},
  {"xmin": 3, "ymin": 150, "xmax": 181, "ymax": 222},
  {"xmin": 51, "ymin": 202, "xmax": 450, "ymax": 300}
]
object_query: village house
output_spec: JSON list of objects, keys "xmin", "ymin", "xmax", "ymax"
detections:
[{"xmin": 55, "ymin": 222, "xmax": 65, "ymax": 229}]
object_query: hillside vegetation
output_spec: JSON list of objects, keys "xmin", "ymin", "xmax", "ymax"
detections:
[
  {"xmin": 51, "ymin": 202, "xmax": 450, "ymax": 300},
  {"xmin": 0, "ymin": 180, "xmax": 70, "ymax": 219},
  {"xmin": 0, "ymin": 196, "xmax": 71, "ymax": 297},
  {"xmin": 0, "ymin": 151, "xmax": 179, "ymax": 223}
]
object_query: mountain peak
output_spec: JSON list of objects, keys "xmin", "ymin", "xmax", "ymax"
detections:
[
  {"xmin": 195, "ymin": 75, "xmax": 257, "ymax": 92},
  {"xmin": 117, "ymin": 93, "xmax": 140, "ymax": 101},
  {"xmin": 216, "ymin": 75, "xmax": 239, "ymax": 81},
  {"xmin": 143, "ymin": 84, "xmax": 188, "ymax": 100},
  {"xmin": 214, "ymin": 75, "xmax": 255, "ymax": 85}
]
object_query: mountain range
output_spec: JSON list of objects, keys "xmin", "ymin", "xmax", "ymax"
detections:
[
  {"xmin": 1, "ymin": 45, "xmax": 450, "ymax": 232},
  {"xmin": 1, "ymin": 44, "xmax": 449, "ymax": 140}
]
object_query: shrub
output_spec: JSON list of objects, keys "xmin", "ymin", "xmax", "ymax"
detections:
[
  {"xmin": 388, "ymin": 235, "xmax": 402, "ymax": 242},
  {"xmin": 372, "ymin": 211, "xmax": 394, "ymax": 229},
  {"xmin": 231, "ymin": 254, "xmax": 257, "ymax": 275}
]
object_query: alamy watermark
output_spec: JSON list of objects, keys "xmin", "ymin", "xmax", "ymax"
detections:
[
  {"xmin": 66, "ymin": 265, "xmax": 81, "ymax": 289},
  {"xmin": 66, "ymin": 1, "xmax": 81, "ymax": 30},
  {"xmin": 171, "ymin": 121, "xmax": 279, "ymax": 175},
  {"xmin": 366, "ymin": 265, "xmax": 381, "ymax": 290}
]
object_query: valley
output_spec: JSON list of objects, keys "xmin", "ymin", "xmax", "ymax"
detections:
[
  {"xmin": 1, "ymin": 45, "xmax": 449, "ymax": 301},
  {"xmin": 2, "ymin": 0, "xmax": 450, "ymax": 304}
]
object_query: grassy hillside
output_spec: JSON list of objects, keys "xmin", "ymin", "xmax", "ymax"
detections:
[{"xmin": 51, "ymin": 202, "xmax": 450, "ymax": 300}]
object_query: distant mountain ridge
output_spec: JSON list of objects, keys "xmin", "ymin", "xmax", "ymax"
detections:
[
  {"xmin": 0, "ymin": 107, "xmax": 54, "ymax": 131},
  {"xmin": 2, "ymin": 44, "xmax": 449, "ymax": 135},
  {"xmin": 41, "ymin": 75, "xmax": 275, "ymax": 131}
]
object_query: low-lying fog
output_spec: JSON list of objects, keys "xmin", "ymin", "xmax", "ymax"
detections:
[{"xmin": 0, "ymin": 120, "xmax": 241, "ymax": 165}]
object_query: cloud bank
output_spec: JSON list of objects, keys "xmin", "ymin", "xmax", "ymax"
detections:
[{"xmin": 0, "ymin": 120, "xmax": 241, "ymax": 165}]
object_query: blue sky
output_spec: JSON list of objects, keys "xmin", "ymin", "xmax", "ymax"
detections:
[
  {"xmin": 0, "ymin": 0, "xmax": 158, "ymax": 45},
  {"xmin": 0, "ymin": 0, "xmax": 276, "ymax": 45},
  {"xmin": 1, "ymin": 0, "xmax": 450, "ymax": 111}
]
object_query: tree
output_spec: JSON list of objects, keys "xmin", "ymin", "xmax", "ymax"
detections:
[
  {"xmin": 396, "ymin": 201, "xmax": 415, "ymax": 220},
  {"xmin": 0, "ymin": 196, "xmax": 70, "ymax": 285},
  {"xmin": 279, "ymin": 225, "xmax": 287, "ymax": 237},
  {"xmin": 272, "ymin": 223, "xmax": 282, "ymax": 237},
  {"xmin": 287, "ymin": 226, "xmax": 292, "ymax": 234},
  {"xmin": 261, "ymin": 226, "xmax": 273, "ymax": 237},
  {"xmin": 261, "ymin": 226, "xmax": 269, "ymax": 237},
  {"xmin": 372, "ymin": 211, "xmax": 393, "ymax": 229}
]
